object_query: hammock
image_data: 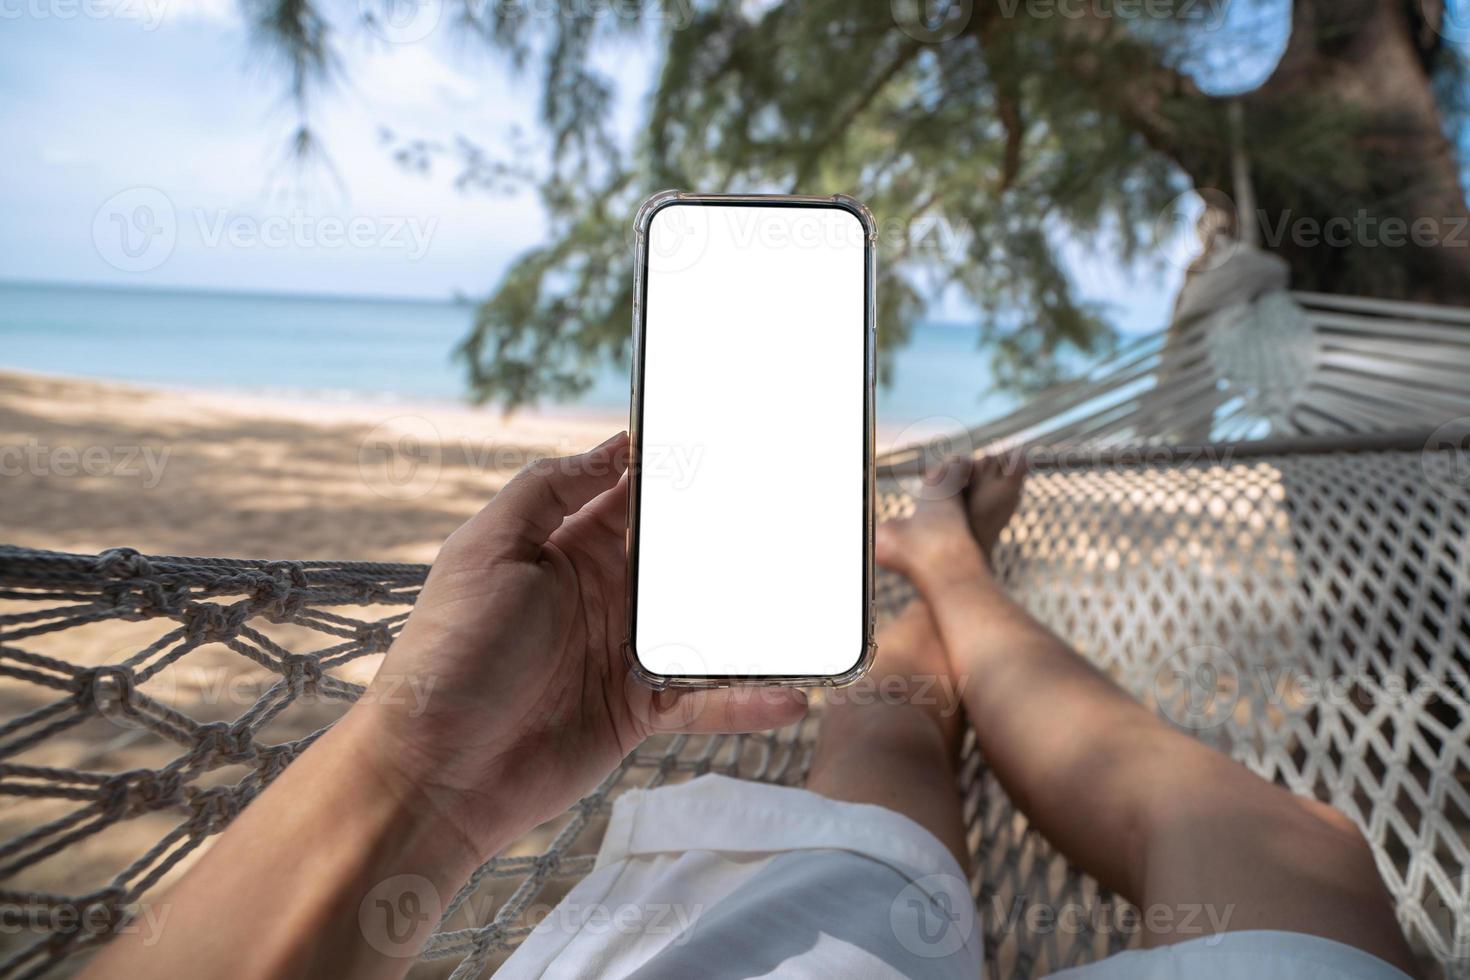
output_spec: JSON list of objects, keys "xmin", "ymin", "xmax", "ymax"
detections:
[{"xmin": 0, "ymin": 291, "xmax": 1467, "ymax": 979}]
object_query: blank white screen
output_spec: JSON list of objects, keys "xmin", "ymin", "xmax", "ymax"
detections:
[{"xmin": 634, "ymin": 203, "xmax": 868, "ymax": 678}]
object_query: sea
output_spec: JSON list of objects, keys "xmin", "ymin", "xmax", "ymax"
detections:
[{"xmin": 0, "ymin": 280, "xmax": 1015, "ymax": 432}]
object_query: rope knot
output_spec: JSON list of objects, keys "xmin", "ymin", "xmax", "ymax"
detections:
[
  {"xmin": 356, "ymin": 623, "xmax": 394, "ymax": 653},
  {"xmin": 137, "ymin": 580, "xmax": 188, "ymax": 617},
  {"xmin": 254, "ymin": 743, "xmax": 299, "ymax": 782},
  {"xmin": 101, "ymin": 770, "xmax": 182, "ymax": 819},
  {"xmin": 354, "ymin": 583, "xmax": 392, "ymax": 604},
  {"xmin": 94, "ymin": 548, "xmax": 151, "ymax": 579},
  {"xmin": 281, "ymin": 654, "xmax": 322, "ymax": 693},
  {"xmin": 195, "ymin": 721, "xmax": 255, "ymax": 764},
  {"xmin": 182, "ymin": 603, "xmax": 246, "ymax": 643},
  {"xmin": 185, "ymin": 786, "xmax": 242, "ymax": 834},
  {"xmin": 258, "ymin": 562, "xmax": 308, "ymax": 622},
  {"xmin": 81, "ymin": 666, "xmax": 134, "ymax": 714}
]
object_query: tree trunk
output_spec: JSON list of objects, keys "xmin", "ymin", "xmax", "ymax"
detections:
[{"xmin": 1184, "ymin": 0, "xmax": 1470, "ymax": 304}]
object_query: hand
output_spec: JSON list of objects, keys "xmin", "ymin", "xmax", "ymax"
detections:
[{"xmin": 349, "ymin": 431, "xmax": 809, "ymax": 860}]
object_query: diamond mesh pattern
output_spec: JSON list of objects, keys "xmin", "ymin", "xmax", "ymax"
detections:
[{"xmin": 2, "ymin": 444, "xmax": 1465, "ymax": 978}]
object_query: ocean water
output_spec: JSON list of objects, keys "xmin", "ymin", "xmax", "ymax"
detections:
[{"xmin": 0, "ymin": 280, "xmax": 1012, "ymax": 429}]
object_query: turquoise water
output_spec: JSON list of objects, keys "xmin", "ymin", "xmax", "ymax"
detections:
[{"xmin": 0, "ymin": 280, "xmax": 1011, "ymax": 427}]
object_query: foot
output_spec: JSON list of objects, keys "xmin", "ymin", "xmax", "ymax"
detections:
[
  {"xmin": 841, "ymin": 600, "xmax": 967, "ymax": 753},
  {"xmin": 875, "ymin": 453, "xmax": 1027, "ymax": 582}
]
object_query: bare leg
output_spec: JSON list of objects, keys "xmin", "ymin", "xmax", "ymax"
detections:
[
  {"xmin": 876, "ymin": 455, "xmax": 1417, "ymax": 974},
  {"xmin": 806, "ymin": 601, "xmax": 970, "ymax": 871}
]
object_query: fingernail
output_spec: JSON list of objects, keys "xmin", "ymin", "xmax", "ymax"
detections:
[{"xmin": 593, "ymin": 430, "xmax": 628, "ymax": 452}]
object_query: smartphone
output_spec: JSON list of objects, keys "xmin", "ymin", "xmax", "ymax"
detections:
[{"xmin": 625, "ymin": 191, "xmax": 876, "ymax": 688}]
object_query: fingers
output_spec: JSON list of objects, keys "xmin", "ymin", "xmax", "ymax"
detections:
[
  {"xmin": 551, "ymin": 472, "xmax": 629, "ymax": 572},
  {"xmin": 627, "ymin": 683, "xmax": 809, "ymax": 736},
  {"xmin": 557, "ymin": 469, "xmax": 629, "ymax": 540},
  {"xmin": 465, "ymin": 431, "xmax": 630, "ymax": 562}
]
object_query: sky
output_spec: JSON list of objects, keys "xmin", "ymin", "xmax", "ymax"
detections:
[
  {"xmin": 0, "ymin": 0, "xmax": 617, "ymax": 300},
  {"xmin": 0, "ymin": 0, "xmax": 1292, "ymax": 330}
]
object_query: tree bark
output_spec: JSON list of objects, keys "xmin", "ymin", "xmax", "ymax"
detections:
[{"xmin": 1038, "ymin": 0, "xmax": 1470, "ymax": 304}]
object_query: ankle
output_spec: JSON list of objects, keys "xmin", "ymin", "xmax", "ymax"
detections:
[{"xmin": 912, "ymin": 547, "xmax": 996, "ymax": 605}]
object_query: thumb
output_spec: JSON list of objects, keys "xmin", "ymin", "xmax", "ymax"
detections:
[
  {"xmin": 626, "ymin": 682, "xmax": 809, "ymax": 737},
  {"xmin": 465, "ymin": 431, "xmax": 629, "ymax": 561}
]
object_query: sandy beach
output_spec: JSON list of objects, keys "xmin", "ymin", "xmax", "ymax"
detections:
[{"xmin": 0, "ymin": 370, "xmax": 634, "ymax": 563}]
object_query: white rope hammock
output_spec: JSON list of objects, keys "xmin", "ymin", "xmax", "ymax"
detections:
[{"xmin": 0, "ymin": 290, "xmax": 1467, "ymax": 978}]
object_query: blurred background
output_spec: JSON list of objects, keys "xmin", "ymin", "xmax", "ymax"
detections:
[
  {"xmin": 2, "ymin": 0, "xmax": 1467, "ymax": 561},
  {"xmin": 4, "ymin": 4, "xmax": 1470, "ymax": 977}
]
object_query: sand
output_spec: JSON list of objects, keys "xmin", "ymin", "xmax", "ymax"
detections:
[{"xmin": 0, "ymin": 370, "xmax": 637, "ymax": 563}]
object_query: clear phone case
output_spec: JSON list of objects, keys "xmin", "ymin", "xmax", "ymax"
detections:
[{"xmin": 623, "ymin": 190, "xmax": 878, "ymax": 690}]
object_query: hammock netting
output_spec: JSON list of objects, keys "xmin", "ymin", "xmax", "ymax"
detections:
[{"xmin": 1, "ymin": 291, "xmax": 1468, "ymax": 978}]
